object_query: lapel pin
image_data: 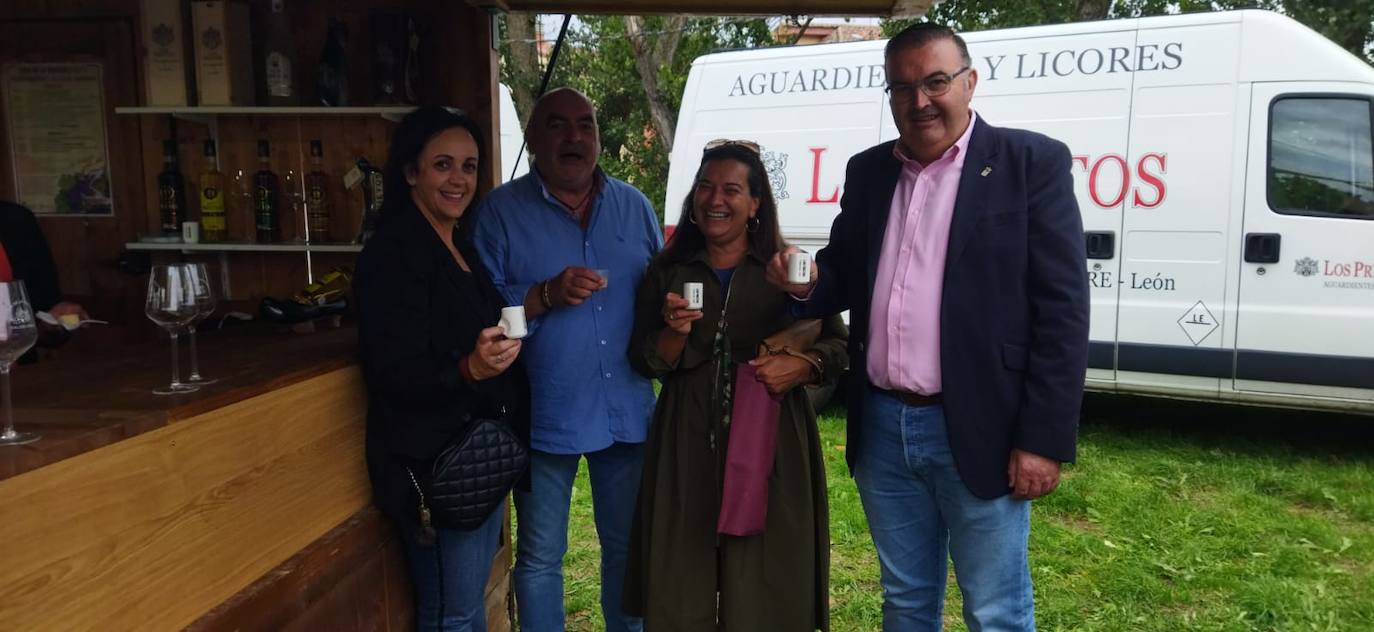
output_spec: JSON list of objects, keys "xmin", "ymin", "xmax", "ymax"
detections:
[{"xmin": 980, "ymin": 166, "xmax": 993, "ymax": 177}]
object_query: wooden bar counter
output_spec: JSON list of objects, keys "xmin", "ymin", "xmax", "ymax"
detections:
[{"xmin": 0, "ymin": 324, "xmax": 511, "ymax": 631}]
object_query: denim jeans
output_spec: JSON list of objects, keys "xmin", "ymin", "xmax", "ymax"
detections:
[
  {"xmin": 854, "ymin": 387, "xmax": 1035, "ymax": 632},
  {"xmin": 513, "ymin": 441, "xmax": 645, "ymax": 632},
  {"xmin": 401, "ymin": 505, "xmax": 504, "ymax": 632}
]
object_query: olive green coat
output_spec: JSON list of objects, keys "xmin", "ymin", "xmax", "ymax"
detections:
[{"xmin": 623, "ymin": 250, "xmax": 848, "ymax": 632}]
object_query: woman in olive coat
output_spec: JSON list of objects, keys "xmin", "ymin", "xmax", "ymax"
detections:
[{"xmin": 623, "ymin": 141, "xmax": 848, "ymax": 631}]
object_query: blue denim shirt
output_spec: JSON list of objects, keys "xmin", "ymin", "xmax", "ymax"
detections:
[{"xmin": 473, "ymin": 169, "xmax": 662, "ymax": 454}]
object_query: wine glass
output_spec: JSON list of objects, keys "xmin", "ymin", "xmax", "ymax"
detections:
[
  {"xmin": 146, "ymin": 264, "xmax": 201, "ymax": 395},
  {"xmin": 186, "ymin": 263, "xmax": 218, "ymax": 385},
  {"xmin": 0, "ymin": 281, "xmax": 39, "ymax": 446}
]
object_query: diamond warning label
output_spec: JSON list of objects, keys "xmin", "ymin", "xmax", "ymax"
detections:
[{"xmin": 1177, "ymin": 301, "xmax": 1219, "ymax": 346}]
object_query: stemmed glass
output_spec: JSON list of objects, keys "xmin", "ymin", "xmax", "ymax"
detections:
[
  {"xmin": 186, "ymin": 263, "xmax": 218, "ymax": 385},
  {"xmin": 0, "ymin": 281, "xmax": 39, "ymax": 445},
  {"xmin": 146, "ymin": 264, "xmax": 201, "ymax": 395}
]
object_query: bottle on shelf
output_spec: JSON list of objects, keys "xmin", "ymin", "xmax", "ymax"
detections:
[
  {"xmin": 352, "ymin": 157, "xmax": 383, "ymax": 244},
  {"xmin": 282, "ymin": 168, "xmax": 305, "ymax": 243},
  {"xmin": 254, "ymin": 140, "xmax": 280, "ymax": 243},
  {"xmin": 260, "ymin": 0, "xmax": 297, "ymax": 106},
  {"xmin": 305, "ymin": 140, "xmax": 331, "ymax": 243},
  {"xmin": 230, "ymin": 168, "xmax": 253, "ymax": 240},
  {"xmin": 317, "ymin": 17, "xmax": 349, "ymax": 106},
  {"xmin": 158, "ymin": 140, "xmax": 187, "ymax": 237},
  {"xmin": 199, "ymin": 140, "xmax": 227, "ymax": 242}
]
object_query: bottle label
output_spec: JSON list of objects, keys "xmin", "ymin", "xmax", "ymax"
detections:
[
  {"xmin": 202, "ymin": 214, "xmax": 226, "ymax": 232},
  {"xmin": 200, "ymin": 186, "xmax": 224, "ymax": 212},
  {"xmin": 267, "ymin": 53, "xmax": 292, "ymax": 97},
  {"xmin": 256, "ymin": 187, "xmax": 276, "ymax": 232},
  {"xmin": 159, "ymin": 184, "xmax": 180, "ymax": 230}
]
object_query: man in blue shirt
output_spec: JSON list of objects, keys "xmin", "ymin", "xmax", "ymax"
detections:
[{"xmin": 474, "ymin": 87, "xmax": 660, "ymax": 632}]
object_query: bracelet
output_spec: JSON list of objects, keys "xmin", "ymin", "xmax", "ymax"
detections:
[{"xmin": 540, "ymin": 280, "xmax": 553, "ymax": 310}]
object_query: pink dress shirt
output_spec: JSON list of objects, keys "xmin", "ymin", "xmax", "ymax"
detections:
[{"xmin": 867, "ymin": 112, "xmax": 977, "ymax": 394}]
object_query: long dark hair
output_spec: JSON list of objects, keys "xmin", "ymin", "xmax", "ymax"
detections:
[
  {"xmin": 379, "ymin": 106, "xmax": 488, "ymax": 236},
  {"xmin": 658, "ymin": 143, "xmax": 784, "ymax": 266}
]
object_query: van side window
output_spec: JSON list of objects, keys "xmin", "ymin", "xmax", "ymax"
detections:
[{"xmin": 1269, "ymin": 97, "xmax": 1374, "ymax": 219}]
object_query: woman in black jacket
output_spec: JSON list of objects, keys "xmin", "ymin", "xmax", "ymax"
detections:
[{"xmin": 354, "ymin": 107, "xmax": 529, "ymax": 632}]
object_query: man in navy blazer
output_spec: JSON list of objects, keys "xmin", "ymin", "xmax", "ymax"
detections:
[{"xmin": 768, "ymin": 23, "xmax": 1089, "ymax": 631}]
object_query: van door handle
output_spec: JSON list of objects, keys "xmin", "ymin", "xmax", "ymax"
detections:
[
  {"xmin": 1243, "ymin": 233, "xmax": 1281, "ymax": 263},
  {"xmin": 1085, "ymin": 231, "xmax": 1115, "ymax": 260}
]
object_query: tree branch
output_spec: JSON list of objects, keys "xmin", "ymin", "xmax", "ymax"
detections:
[
  {"xmin": 785, "ymin": 16, "xmax": 815, "ymax": 46},
  {"xmin": 624, "ymin": 15, "xmax": 684, "ymax": 152}
]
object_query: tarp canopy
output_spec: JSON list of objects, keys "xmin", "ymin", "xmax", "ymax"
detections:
[{"xmin": 468, "ymin": 0, "xmax": 937, "ymax": 18}]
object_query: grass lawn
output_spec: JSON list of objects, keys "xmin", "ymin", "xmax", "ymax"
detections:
[{"xmin": 545, "ymin": 395, "xmax": 1374, "ymax": 631}]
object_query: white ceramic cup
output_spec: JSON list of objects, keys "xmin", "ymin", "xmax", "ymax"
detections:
[
  {"xmin": 594, "ymin": 268, "xmax": 610, "ymax": 289},
  {"xmin": 499, "ymin": 305, "xmax": 528, "ymax": 339},
  {"xmin": 684, "ymin": 282, "xmax": 704, "ymax": 310},
  {"xmin": 181, "ymin": 221, "xmax": 200, "ymax": 244},
  {"xmin": 788, "ymin": 251, "xmax": 812, "ymax": 284}
]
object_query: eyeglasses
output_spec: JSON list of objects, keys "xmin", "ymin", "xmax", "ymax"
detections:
[
  {"xmin": 703, "ymin": 138, "xmax": 761, "ymax": 155},
  {"xmin": 885, "ymin": 66, "xmax": 971, "ymax": 102}
]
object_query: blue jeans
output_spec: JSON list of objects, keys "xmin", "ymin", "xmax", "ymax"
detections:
[
  {"xmin": 854, "ymin": 387, "xmax": 1035, "ymax": 632},
  {"xmin": 401, "ymin": 505, "xmax": 504, "ymax": 632},
  {"xmin": 514, "ymin": 441, "xmax": 644, "ymax": 632}
]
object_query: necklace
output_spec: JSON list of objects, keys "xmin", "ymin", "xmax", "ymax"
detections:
[{"xmin": 554, "ymin": 184, "xmax": 596, "ymax": 217}]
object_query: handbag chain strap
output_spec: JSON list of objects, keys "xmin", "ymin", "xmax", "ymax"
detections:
[{"xmin": 405, "ymin": 465, "xmax": 437, "ymax": 546}]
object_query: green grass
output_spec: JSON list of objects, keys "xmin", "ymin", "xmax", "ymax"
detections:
[{"xmin": 539, "ymin": 395, "xmax": 1374, "ymax": 631}]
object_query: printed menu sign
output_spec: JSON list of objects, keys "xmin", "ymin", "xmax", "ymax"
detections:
[{"xmin": 2, "ymin": 62, "xmax": 113, "ymax": 215}]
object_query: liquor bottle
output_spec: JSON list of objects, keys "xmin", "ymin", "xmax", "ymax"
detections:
[
  {"xmin": 199, "ymin": 140, "xmax": 227, "ymax": 242},
  {"xmin": 230, "ymin": 168, "xmax": 253, "ymax": 239},
  {"xmin": 158, "ymin": 140, "xmax": 187, "ymax": 236},
  {"xmin": 282, "ymin": 168, "xmax": 304, "ymax": 242},
  {"xmin": 355, "ymin": 157, "xmax": 383, "ymax": 243},
  {"xmin": 316, "ymin": 18, "xmax": 349, "ymax": 106},
  {"xmin": 370, "ymin": 12, "xmax": 419, "ymax": 105},
  {"xmin": 261, "ymin": 0, "xmax": 297, "ymax": 106},
  {"xmin": 305, "ymin": 140, "xmax": 331, "ymax": 242},
  {"xmin": 254, "ymin": 140, "xmax": 280, "ymax": 243}
]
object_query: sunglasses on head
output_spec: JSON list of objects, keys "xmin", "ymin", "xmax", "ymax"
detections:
[{"xmin": 703, "ymin": 138, "xmax": 761, "ymax": 155}]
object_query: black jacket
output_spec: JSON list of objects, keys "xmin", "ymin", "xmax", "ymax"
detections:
[
  {"xmin": 1, "ymin": 201, "xmax": 63, "ymax": 363},
  {"xmin": 0, "ymin": 201, "xmax": 62, "ymax": 312},
  {"xmin": 354, "ymin": 203, "xmax": 530, "ymax": 532},
  {"xmin": 800, "ymin": 118, "xmax": 1090, "ymax": 499}
]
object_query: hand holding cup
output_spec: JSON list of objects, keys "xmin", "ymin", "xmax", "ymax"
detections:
[
  {"xmin": 469, "ymin": 326, "xmax": 521, "ymax": 380},
  {"xmin": 661, "ymin": 292, "xmax": 702, "ymax": 336},
  {"xmin": 766, "ymin": 245, "xmax": 818, "ymax": 298},
  {"xmin": 547, "ymin": 267, "xmax": 606, "ymax": 308}
]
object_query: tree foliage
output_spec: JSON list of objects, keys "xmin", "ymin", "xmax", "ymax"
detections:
[{"xmin": 500, "ymin": 16, "xmax": 770, "ymax": 219}]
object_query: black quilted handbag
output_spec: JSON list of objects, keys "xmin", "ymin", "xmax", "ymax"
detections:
[{"xmin": 406, "ymin": 414, "xmax": 528, "ymax": 540}]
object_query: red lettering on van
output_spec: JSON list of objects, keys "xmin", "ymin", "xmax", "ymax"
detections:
[
  {"xmin": 1089, "ymin": 155, "xmax": 1129, "ymax": 209},
  {"xmin": 1073, "ymin": 152, "xmax": 1170, "ymax": 210},
  {"xmin": 1133, "ymin": 153, "xmax": 1167, "ymax": 208},
  {"xmin": 807, "ymin": 147, "xmax": 841, "ymax": 204}
]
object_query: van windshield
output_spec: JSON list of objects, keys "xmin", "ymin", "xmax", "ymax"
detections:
[{"xmin": 1269, "ymin": 97, "xmax": 1374, "ymax": 219}]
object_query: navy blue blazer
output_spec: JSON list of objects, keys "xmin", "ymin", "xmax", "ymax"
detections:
[{"xmin": 801, "ymin": 117, "xmax": 1090, "ymax": 499}]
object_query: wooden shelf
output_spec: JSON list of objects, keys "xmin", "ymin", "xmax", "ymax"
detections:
[
  {"xmin": 126, "ymin": 241, "xmax": 362, "ymax": 253},
  {"xmin": 114, "ymin": 106, "xmax": 420, "ymax": 122}
]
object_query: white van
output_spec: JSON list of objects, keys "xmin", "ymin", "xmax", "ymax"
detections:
[
  {"xmin": 665, "ymin": 10, "xmax": 1374, "ymax": 412},
  {"xmin": 499, "ymin": 83, "xmax": 531, "ymax": 182}
]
